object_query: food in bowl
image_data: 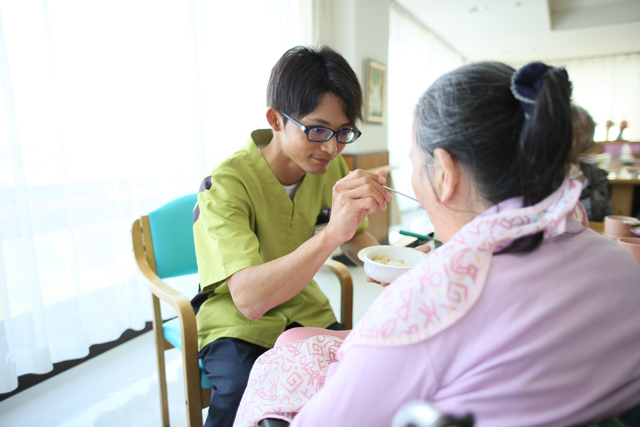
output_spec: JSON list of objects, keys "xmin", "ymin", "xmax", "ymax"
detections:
[
  {"xmin": 358, "ymin": 245, "xmax": 429, "ymax": 284},
  {"xmin": 371, "ymin": 253, "xmax": 412, "ymax": 267}
]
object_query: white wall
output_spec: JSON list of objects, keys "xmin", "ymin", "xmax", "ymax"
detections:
[{"xmin": 330, "ymin": 0, "xmax": 390, "ymax": 155}]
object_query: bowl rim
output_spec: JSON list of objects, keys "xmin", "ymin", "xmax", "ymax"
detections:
[
  {"xmin": 617, "ymin": 237, "xmax": 640, "ymax": 245},
  {"xmin": 605, "ymin": 215, "xmax": 637, "ymax": 222},
  {"xmin": 357, "ymin": 245, "xmax": 428, "ymax": 269}
]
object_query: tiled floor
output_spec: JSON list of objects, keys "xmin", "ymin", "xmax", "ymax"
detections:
[{"xmin": 0, "ymin": 208, "xmax": 431, "ymax": 427}]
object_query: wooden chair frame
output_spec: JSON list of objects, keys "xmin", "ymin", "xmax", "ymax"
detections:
[{"xmin": 132, "ymin": 215, "xmax": 353, "ymax": 427}]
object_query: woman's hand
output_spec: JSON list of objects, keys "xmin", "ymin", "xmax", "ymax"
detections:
[
  {"xmin": 365, "ymin": 276, "xmax": 392, "ymax": 287},
  {"xmin": 325, "ymin": 169, "xmax": 392, "ymax": 245},
  {"xmin": 365, "ymin": 244, "xmax": 431, "ymax": 287},
  {"xmin": 413, "ymin": 244, "xmax": 432, "ymax": 254}
]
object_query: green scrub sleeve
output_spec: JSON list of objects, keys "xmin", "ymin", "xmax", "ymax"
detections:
[{"xmin": 194, "ymin": 170, "xmax": 263, "ymax": 292}]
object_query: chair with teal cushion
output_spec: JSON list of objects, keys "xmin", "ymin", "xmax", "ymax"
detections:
[
  {"xmin": 162, "ymin": 318, "xmax": 212, "ymax": 389},
  {"xmin": 132, "ymin": 193, "xmax": 211, "ymax": 427},
  {"xmin": 132, "ymin": 193, "xmax": 354, "ymax": 427}
]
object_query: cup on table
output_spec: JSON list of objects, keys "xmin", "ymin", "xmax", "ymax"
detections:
[
  {"xmin": 617, "ymin": 237, "xmax": 640, "ymax": 265},
  {"xmin": 604, "ymin": 215, "xmax": 637, "ymax": 239}
]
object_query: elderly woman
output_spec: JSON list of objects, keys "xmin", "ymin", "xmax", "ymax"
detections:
[
  {"xmin": 233, "ymin": 62, "xmax": 640, "ymax": 427},
  {"xmin": 569, "ymin": 105, "xmax": 614, "ymax": 221}
]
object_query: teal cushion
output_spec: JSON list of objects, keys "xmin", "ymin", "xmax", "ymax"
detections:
[
  {"xmin": 163, "ymin": 318, "xmax": 212, "ymax": 389},
  {"xmin": 148, "ymin": 194, "xmax": 198, "ymax": 279}
]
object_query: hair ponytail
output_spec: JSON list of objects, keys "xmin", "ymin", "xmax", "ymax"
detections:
[{"xmin": 516, "ymin": 67, "xmax": 573, "ymax": 207}]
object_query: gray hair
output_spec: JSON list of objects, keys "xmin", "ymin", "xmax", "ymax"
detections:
[
  {"xmin": 571, "ymin": 105, "xmax": 595, "ymax": 152},
  {"xmin": 413, "ymin": 62, "xmax": 525, "ymax": 206},
  {"xmin": 413, "ymin": 61, "xmax": 573, "ymax": 253}
]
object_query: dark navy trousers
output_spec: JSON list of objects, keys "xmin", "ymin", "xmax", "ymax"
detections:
[{"xmin": 199, "ymin": 321, "xmax": 344, "ymax": 427}]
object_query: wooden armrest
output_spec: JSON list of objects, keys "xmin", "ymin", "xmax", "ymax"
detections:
[
  {"xmin": 132, "ymin": 220, "xmax": 193, "ymax": 316},
  {"xmin": 131, "ymin": 219, "xmax": 199, "ymax": 368},
  {"xmin": 321, "ymin": 259, "xmax": 353, "ymax": 329}
]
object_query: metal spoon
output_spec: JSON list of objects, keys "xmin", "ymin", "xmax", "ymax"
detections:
[{"xmin": 383, "ymin": 185, "xmax": 420, "ymax": 203}]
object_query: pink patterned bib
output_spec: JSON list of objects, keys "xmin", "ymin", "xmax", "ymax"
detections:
[
  {"xmin": 234, "ymin": 335, "xmax": 343, "ymax": 426},
  {"xmin": 339, "ymin": 178, "xmax": 586, "ymax": 357}
]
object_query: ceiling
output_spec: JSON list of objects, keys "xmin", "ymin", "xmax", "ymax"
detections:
[{"xmin": 394, "ymin": 0, "xmax": 640, "ymax": 64}]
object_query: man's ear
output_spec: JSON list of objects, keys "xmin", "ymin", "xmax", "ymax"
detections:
[
  {"xmin": 433, "ymin": 148, "xmax": 460, "ymax": 204},
  {"xmin": 266, "ymin": 107, "xmax": 283, "ymax": 132}
]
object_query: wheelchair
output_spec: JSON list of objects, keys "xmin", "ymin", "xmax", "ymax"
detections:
[{"xmin": 258, "ymin": 401, "xmax": 475, "ymax": 427}]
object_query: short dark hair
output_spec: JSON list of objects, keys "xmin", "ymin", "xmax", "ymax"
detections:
[
  {"xmin": 267, "ymin": 46, "xmax": 363, "ymax": 127},
  {"xmin": 414, "ymin": 61, "xmax": 573, "ymax": 254}
]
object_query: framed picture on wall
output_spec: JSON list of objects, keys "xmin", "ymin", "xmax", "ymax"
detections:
[{"xmin": 365, "ymin": 59, "xmax": 386, "ymax": 124}]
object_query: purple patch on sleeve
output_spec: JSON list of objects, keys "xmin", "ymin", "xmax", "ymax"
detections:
[{"xmin": 199, "ymin": 176, "xmax": 212, "ymax": 193}]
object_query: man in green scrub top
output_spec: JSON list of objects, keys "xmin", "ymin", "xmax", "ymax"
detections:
[{"xmin": 193, "ymin": 46, "xmax": 391, "ymax": 427}]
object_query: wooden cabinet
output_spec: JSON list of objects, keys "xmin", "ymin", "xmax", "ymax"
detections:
[
  {"xmin": 342, "ymin": 152, "xmax": 389, "ymax": 171},
  {"xmin": 342, "ymin": 152, "xmax": 391, "ymax": 243}
]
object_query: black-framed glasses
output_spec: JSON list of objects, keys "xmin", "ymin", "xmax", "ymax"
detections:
[{"xmin": 281, "ymin": 112, "xmax": 362, "ymax": 144}]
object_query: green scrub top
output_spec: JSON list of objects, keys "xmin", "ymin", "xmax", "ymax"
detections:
[{"xmin": 193, "ymin": 130, "xmax": 368, "ymax": 350}]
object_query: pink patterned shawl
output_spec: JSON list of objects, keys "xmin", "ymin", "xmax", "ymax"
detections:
[{"xmin": 234, "ymin": 178, "xmax": 586, "ymax": 427}]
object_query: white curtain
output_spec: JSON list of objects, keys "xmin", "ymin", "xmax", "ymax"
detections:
[
  {"xmin": 549, "ymin": 54, "xmax": 640, "ymax": 142},
  {"xmin": 510, "ymin": 54, "xmax": 640, "ymax": 143},
  {"xmin": 0, "ymin": 0, "xmax": 311, "ymax": 393},
  {"xmin": 387, "ymin": 3, "xmax": 464, "ymax": 212}
]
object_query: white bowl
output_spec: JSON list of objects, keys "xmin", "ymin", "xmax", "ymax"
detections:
[{"xmin": 358, "ymin": 245, "xmax": 429, "ymax": 284}]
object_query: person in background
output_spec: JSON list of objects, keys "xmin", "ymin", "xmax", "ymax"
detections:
[
  {"xmin": 191, "ymin": 45, "xmax": 390, "ymax": 427},
  {"xmin": 234, "ymin": 61, "xmax": 640, "ymax": 427},
  {"xmin": 569, "ymin": 105, "xmax": 614, "ymax": 221}
]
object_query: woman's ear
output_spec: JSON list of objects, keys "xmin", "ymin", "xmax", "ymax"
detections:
[
  {"xmin": 433, "ymin": 148, "xmax": 460, "ymax": 204},
  {"xmin": 266, "ymin": 107, "xmax": 283, "ymax": 132}
]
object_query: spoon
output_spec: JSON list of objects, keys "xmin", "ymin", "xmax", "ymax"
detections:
[{"xmin": 383, "ymin": 186, "xmax": 420, "ymax": 203}]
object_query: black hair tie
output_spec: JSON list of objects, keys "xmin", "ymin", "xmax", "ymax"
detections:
[{"xmin": 511, "ymin": 61, "xmax": 568, "ymax": 119}]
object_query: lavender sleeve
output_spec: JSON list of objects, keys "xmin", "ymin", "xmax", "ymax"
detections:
[{"xmin": 289, "ymin": 342, "xmax": 438, "ymax": 427}]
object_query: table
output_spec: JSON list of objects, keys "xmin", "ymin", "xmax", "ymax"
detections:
[
  {"xmin": 583, "ymin": 153, "xmax": 640, "ymax": 217},
  {"xmin": 588, "ymin": 221, "xmax": 605, "ymax": 236},
  {"xmin": 606, "ymin": 166, "xmax": 640, "ymax": 216},
  {"xmin": 393, "ymin": 223, "xmax": 435, "ymax": 248}
]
